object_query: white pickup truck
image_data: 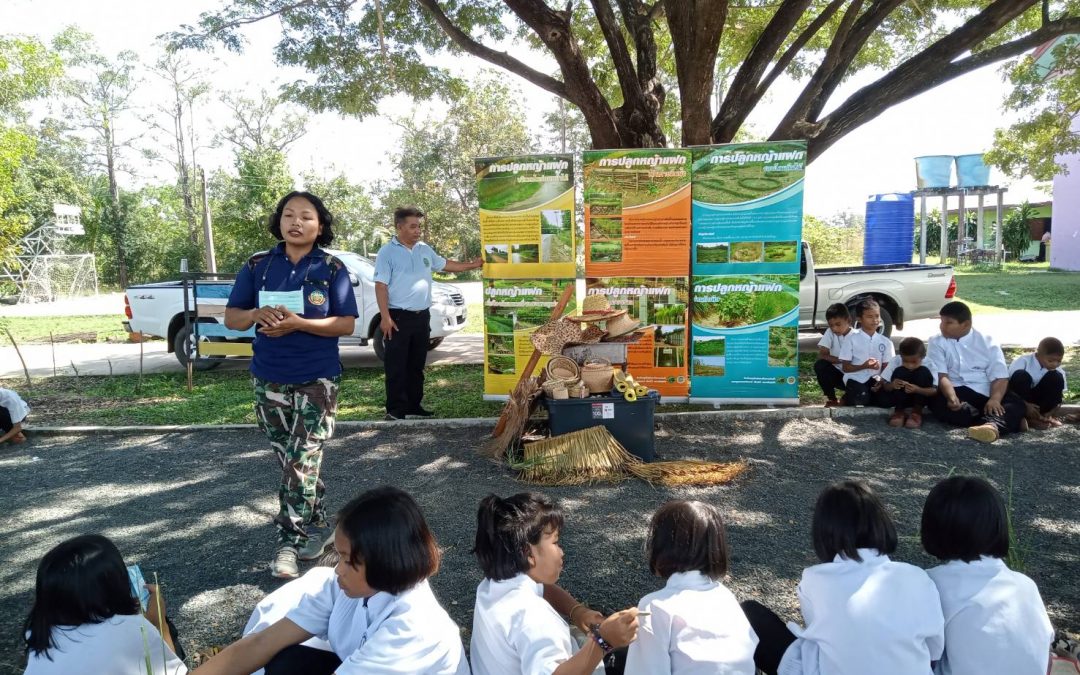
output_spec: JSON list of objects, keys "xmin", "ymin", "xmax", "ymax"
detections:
[
  {"xmin": 123, "ymin": 249, "xmax": 469, "ymax": 369},
  {"xmin": 798, "ymin": 242, "xmax": 956, "ymax": 336}
]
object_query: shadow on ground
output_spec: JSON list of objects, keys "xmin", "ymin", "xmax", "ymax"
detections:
[{"xmin": 0, "ymin": 416, "xmax": 1076, "ymax": 672}]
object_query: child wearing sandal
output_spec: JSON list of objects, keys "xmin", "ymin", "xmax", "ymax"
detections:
[
  {"xmin": 1008, "ymin": 337, "xmax": 1068, "ymax": 429},
  {"xmin": 814, "ymin": 303, "xmax": 853, "ymax": 407},
  {"xmin": 881, "ymin": 337, "xmax": 937, "ymax": 429},
  {"xmin": 922, "ymin": 476, "xmax": 1053, "ymax": 675},
  {"xmin": 470, "ymin": 492, "xmax": 639, "ymax": 675},
  {"xmin": 624, "ymin": 500, "xmax": 757, "ymax": 675},
  {"xmin": 839, "ymin": 299, "xmax": 894, "ymax": 408},
  {"xmin": 741, "ymin": 480, "xmax": 944, "ymax": 675},
  {"xmin": 0, "ymin": 386, "xmax": 29, "ymax": 445}
]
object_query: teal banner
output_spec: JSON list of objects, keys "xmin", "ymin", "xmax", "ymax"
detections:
[{"xmin": 689, "ymin": 142, "xmax": 807, "ymax": 404}]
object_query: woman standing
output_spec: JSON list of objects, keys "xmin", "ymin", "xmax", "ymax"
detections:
[{"xmin": 225, "ymin": 191, "xmax": 358, "ymax": 579}]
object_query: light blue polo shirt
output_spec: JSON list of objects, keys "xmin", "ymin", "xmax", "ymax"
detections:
[{"xmin": 373, "ymin": 237, "xmax": 447, "ymax": 311}]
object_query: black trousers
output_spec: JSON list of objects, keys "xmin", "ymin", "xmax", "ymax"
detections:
[
  {"xmin": 741, "ymin": 600, "xmax": 796, "ymax": 675},
  {"xmin": 265, "ymin": 644, "xmax": 341, "ymax": 675},
  {"xmin": 931, "ymin": 385, "xmax": 1026, "ymax": 435},
  {"xmin": 383, "ymin": 308, "xmax": 431, "ymax": 417},
  {"xmin": 845, "ymin": 377, "xmax": 891, "ymax": 407},
  {"xmin": 887, "ymin": 366, "xmax": 935, "ymax": 411},
  {"xmin": 1009, "ymin": 369, "xmax": 1064, "ymax": 414},
  {"xmin": 814, "ymin": 359, "xmax": 846, "ymax": 400},
  {"xmin": 0, "ymin": 405, "xmax": 12, "ymax": 433}
]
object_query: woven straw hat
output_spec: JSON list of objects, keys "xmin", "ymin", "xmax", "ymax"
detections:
[
  {"xmin": 582, "ymin": 294, "xmax": 612, "ymax": 312},
  {"xmin": 566, "ymin": 308, "xmax": 625, "ymax": 323},
  {"xmin": 604, "ymin": 312, "xmax": 641, "ymax": 338}
]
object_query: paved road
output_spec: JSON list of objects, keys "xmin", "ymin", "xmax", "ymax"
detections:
[{"xmin": 0, "ymin": 415, "xmax": 1076, "ymax": 672}]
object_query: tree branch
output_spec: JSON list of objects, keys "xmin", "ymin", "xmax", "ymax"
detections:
[
  {"xmin": 168, "ymin": 0, "xmax": 327, "ymax": 49},
  {"xmin": 808, "ymin": 12, "xmax": 1080, "ymax": 159},
  {"xmin": 589, "ymin": 0, "xmax": 647, "ymax": 109},
  {"xmin": 416, "ymin": 0, "xmax": 568, "ymax": 99},
  {"xmin": 665, "ymin": 0, "xmax": 727, "ymax": 145}
]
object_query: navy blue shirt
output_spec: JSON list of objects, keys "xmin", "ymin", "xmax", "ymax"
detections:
[{"xmin": 227, "ymin": 243, "xmax": 359, "ymax": 384}]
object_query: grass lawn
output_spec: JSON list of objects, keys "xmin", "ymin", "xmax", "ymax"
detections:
[
  {"xmin": 0, "ymin": 315, "xmax": 129, "ymax": 346},
  {"xmin": 953, "ymin": 266, "xmax": 1080, "ymax": 314}
]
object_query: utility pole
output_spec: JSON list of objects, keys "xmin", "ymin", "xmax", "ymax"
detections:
[{"xmin": 200, "ymin": 168, "xmax": 217, "ymax": 273}]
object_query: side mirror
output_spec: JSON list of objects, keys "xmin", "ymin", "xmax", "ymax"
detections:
[{"xmin": 349, "ymin": 272, "xmax": 360, "ymax": 287}]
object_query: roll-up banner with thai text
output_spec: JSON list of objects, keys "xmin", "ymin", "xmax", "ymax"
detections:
[
  {"xmin": 476, "ymin": 154, "xmax": 577, "ymax": 279},
  {"xmin": 583, "ymin": 149, "xmax": 691, "ymax": 400},
  {"xmin": 482, "ymin": 278, "xmax": 577, "ymax": 400},
  {"xmin": 689, "ymin": 141, "xmax": 807, "ymax": 404}
]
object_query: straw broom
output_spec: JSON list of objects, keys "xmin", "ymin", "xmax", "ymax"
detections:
[
  {"xmin": 482, "ymin": 375, "xmax": 541, "ymax": 458},
  {"xmin": 515, "ymin": 425, "xmax": 749, "ymax": 487}
]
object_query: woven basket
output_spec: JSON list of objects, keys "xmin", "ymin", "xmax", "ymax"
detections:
[
  {"xmin": 544, "ymin": 355, "xmax": 580, "ymax": 381},
  {"xmin": 581, "ymin": 357, "xmax": 614, "ymax": 394},
  {"xmin": 542, "ymin": 376, "xmax": 580, "ymax": 397},
  {"xmin": 531, "ymin": 320, "xmax": 586, "ymax": 355}
]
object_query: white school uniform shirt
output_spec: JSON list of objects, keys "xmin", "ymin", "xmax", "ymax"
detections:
[
  {"xmin": 471, "ymin": 572, "xmax": 602, "ymax": 675},
  {"xmin": 23, "ymin": 613, "xmax": 187, "ymax": 675},
  {"xmin": 0, "ymin": 388, "xmax": 30, "ymax": 423},
  {"xmin": 880, "ymin": 355, "xmax": 939, "ymax": 386},
  {"xmin": 838, "ymin": 330, "xmax": 895, "ymax": 384},
  {"xmin": 243, "ymin": 566, "xmax": 335, "ymax": 675},
  {"xmin": 817, "ymin": 328, "xmax": 852, "ymax": 372},
  {"xmin": 778, "ymin": 549, "xmax": 944, "ymax": 675},
  {"xmin": 286, "ymin": 576, "xmax": 468, "ymax": 675},
  {"xmin": 927, "ymin": 329, "xmax": 1008, "ymax": 397},
  {"xmin": 624, "ymin": 570, "xmax": 758, "ymax": 675},
  {"xmin": 1008, "ymin": 353, "xmax": 1067, "ymax": 389},
  {"xmin": 927, "ymin": 557, "xmax": 1053, "ymax": 675}
]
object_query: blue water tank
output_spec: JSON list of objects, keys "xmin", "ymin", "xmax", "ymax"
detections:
[{"xmin": 864, "ymin": 193, "xmax": 915, "ymax": 265}]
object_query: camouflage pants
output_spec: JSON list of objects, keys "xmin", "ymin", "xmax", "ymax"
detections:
[{"xmin": 253, "ymin": 376, "xmax": 339, "ymax": 547}]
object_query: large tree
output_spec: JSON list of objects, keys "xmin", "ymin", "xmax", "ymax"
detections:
[{"xmin": 169, "ymin": 1, "xmax": 1079, "ymax": 161}]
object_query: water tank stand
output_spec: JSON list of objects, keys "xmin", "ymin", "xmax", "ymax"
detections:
[{"xmin": 914, "ymin": 186, "xmax": 1007, "ymax": 265}]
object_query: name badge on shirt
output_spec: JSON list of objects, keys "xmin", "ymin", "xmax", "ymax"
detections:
[
  {"xmin": 422, "ymin": 257, "xmax": 431, "ymax": 268},
  {"xmin": 259, "ymin": 290, "xmax": 304, "ymax": 314}
]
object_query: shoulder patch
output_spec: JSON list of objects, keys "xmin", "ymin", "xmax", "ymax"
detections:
[
  {"xmin": 323, "ymin": 253, "xmax": 345, "ymax": 271},
  {"xmin": 246, "ymin": 250, "xmax": 272, "ymax": 271}
]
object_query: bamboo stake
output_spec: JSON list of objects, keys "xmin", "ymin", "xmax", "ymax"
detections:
[
  {"xmin": 50, "ymin": 331, "xmax": 56, "ymax": 377},
  {"xmin": 492, "ymin": 283, "xmax": 575, "ymax": 438},
  {"xmin": 2, "ymin": 327, "xmax": 31, "ymax": 391}
]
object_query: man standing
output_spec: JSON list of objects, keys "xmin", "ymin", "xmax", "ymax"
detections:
[
  {"xmin": 375, "ymin": 206, "xmax": 481, "ymax": 420},
  {"xmin": 928, "ymin": 301, "xmax": 1026, "ymax": 443}
]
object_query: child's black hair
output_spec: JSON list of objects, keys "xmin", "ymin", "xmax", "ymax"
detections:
[
  {"xmin": 921, "ymin": 476, "xmax": 1008, "ymax": 562},
  {"xmin": 473, "ymin": 492, "xmax": 564, "ymax": 581},
  {"xmin": 268, "ymin": 191, "xmax": 335, "ymax": 246},
  {"xmin": 825, "ymin": 303, "xmax": 850, "ymax": 322},
  {"xmin": 855, "ymin": 297, "xmax": 880, "ymax": 318},
  {"xmin": 337, "ymin": 486, "xmax": 440, "ymax": 594},
  {"xmin": 1037, "ymin": 337, "xmax": 1065, "ymax": 358},
  {"xmin": 647, "ymin": 500, "xmax": 729, "ymax": 580},
  {"xmin": 812, "ymin": 480, "xmax": 897, "ymax": 563},
  {"xmin": 23, "ymin": 534, "xmax": 140, "ymax": 658},
  {"xmin": 939, "ymin": 301, "xmax": 972, "ymax": 324},
  {"xmin": 898, "ymin": 337, "xmax": 926, "ymax": 358}
]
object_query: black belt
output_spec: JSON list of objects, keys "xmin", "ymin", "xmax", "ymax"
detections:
[{"xmin": 389, "ymin": 307, "xmax": 429, "ymax": 315}]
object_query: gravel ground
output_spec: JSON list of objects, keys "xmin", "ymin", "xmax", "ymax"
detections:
[{"xmin": 1, "ymin": 415, "xmax": 1077, "ymax": 672}]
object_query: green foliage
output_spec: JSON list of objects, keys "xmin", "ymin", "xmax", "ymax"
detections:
[
  {"xmin": 803, "ymin": 215, "xmax": 863, "ymax": 266},
  {"xmin": 988, "ymin": 38, "xmax": 1080, "ymax": 181},
  {"xmin": 301, "ymin": 171, "xmax": 383, "ymax": 256},
  {"xmin": 1002, "ymin": 202, "xmax": 1037, "ymax": 261},
  {"xmin": 211, "ymin": 148, "xmax": 294, "ymax": 273}
]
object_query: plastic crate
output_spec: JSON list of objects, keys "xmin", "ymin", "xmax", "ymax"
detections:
[{"xmin": 542, "ymin": 395, "xmax": 656, "ymax": 461}]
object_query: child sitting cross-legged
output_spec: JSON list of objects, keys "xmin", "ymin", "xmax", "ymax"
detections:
[
  {"xmin": 839, "ymin": 299, "xmax": 895, "ymax": 407},
  {"xmin": 922, "ymin": 476, "xmax": 1054, "ymax": 675},
  {"xmin": 470, "ymin": 492, "xmax": 639, "ymax": 675},
  {"xmin": 881, "ymin": 337, "xmax": 938, "ymax": 429},
  {"xmin": 1008, "ymin": 337, "xmax": 1073, "ymax": 428},
  {"xmin": 814, "ymin": 303, "xmax": 853, "ymax": 407},
  {"xmin": 624, "ymin": 500, "xmax": 757, "ymax": 675}
]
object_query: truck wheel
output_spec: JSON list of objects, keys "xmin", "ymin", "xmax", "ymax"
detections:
[
  {"xmin": 428, "ymin": 337, "xmax": 444, "ymax": 351},
  {"xmin": 174, "ymin": 323, "xmax": 224, "ymax": 371},
  {"xmin": 878, "ymin": 305, "xmax": 894, "ymax": 337},
  {"xmin": 372, "ymin": 325, "xmax": 386, "ymax": 362}
]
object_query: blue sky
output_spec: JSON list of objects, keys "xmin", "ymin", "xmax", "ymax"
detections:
[{"xmin": 2, "ymin": 0, "xmax": 1048, "ymax": 218}]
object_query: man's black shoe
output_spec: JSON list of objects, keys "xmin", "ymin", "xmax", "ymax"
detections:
[
  {"xmin": 407, "ymin": 407, "xmax": 435, "ymax": 418},
  {"xmin": 384, "ymin": 412, "xmax": 403, "ymax": 421}
]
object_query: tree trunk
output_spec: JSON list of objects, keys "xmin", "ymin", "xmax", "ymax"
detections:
[
  {"xmin": 663, "ymin": 0, "xmax": 725, "ymax": 146},
  {"xmin": 104, "ymin": 115, "xmax": 127, "ymax": 289}
]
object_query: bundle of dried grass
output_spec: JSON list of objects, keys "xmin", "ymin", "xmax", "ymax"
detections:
[
  {"xmin": 627, "ymin": 459, "xmax": 749, "ymax": 487},
  {"xmin": 516, "ymin": 426, "xmax": 630, "ymax": 485},
  {"xmin": 482, "ymin": 376, "xmax": 541, "ymax": 458}
]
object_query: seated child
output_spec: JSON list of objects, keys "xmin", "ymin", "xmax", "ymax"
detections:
[
  {"xmin": 625, "ymin": 500, "xmax": 757, "ymax": 675},
  {"xmin": 0, "ymin": 386, "xmax": 29, "ymax": 444},
  {"xmin": 881, "ymin": 337, "xmax": 938, "ymax": 429},
  {"xmin": 196, "ymin": 486, "xmax": 468, "ymax": 675},
  {"xmin": 814, "ymin": 303, "xmax": 853, "ymax": 407},
  {"xmin": 470, "ymin": 492, "xmax": 639, "ymax": 675},
  {"xmin": 922, "ymin": 476, "xmax": 1054, "ymax": 674},
  {"xmin": 1008, "ymin": 337, "xmax": 1067, "ymax": 429},
  {"xmin": 839, "ymin": 299, "xmax": 895, "ymax": 407},
  {"xmin": 23, "ymin": 534, "xmax": 186, "ymax": 675},
  {"xmin": 741, "ymin": 480, "xmax": 944, "ymax": 675}
]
